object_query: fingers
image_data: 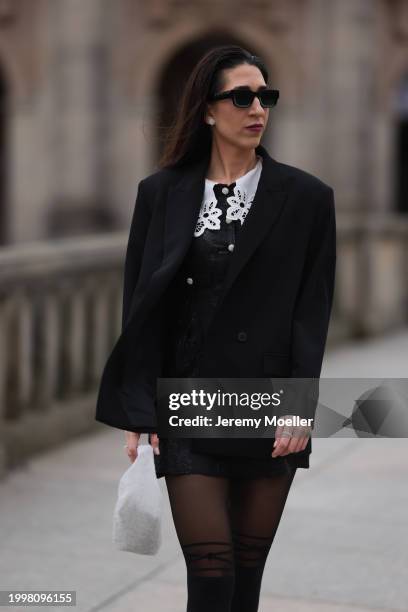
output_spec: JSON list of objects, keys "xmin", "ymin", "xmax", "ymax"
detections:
[
  {"xmin": 272, "ymin": 434, "xmax": 293, "ymax": 457},
  {"xmin": 124, "ymin": 431, "xmax": 140, "ymax": 463},
  {"xmin": 150, "ymin": 432, "xmax": 160, "ymax": 456},
  {"xmin": 122, "ymin": 432, "xmax": 161, "ymax": 462},
  {"xmin": 272, "ymin": 424, "xmax": 311, "ymax": 457},
  {"xmin": 272, "ymin": 421, "xmax": 290, "ymax": 457}
]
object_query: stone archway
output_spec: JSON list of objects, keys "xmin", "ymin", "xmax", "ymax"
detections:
[
  {"xmin": 395, "ymin": 73, "xmax": 408, "ymax": 213},
  {"xmin": 0, "ymin": 62, "xmax": 8, "ymax": 244}
]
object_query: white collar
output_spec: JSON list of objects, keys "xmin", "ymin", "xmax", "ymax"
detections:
[{"xmin": 204, "ymin": 155, "xmax": 263, "ymax": 201}]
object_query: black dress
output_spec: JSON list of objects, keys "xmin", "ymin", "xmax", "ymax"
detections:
[{"xmin": 152, "ymin": 174, "xmax": 309, "ymax": 479}]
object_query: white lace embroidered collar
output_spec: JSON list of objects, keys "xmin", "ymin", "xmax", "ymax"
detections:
[{"xmin": 194, "ymin": 155, "xmax": 263, "ymax": 237}]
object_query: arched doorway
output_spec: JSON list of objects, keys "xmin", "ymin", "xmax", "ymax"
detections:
[
  {"xmin": 155, "ymin": 34, "xmax": 269, "ymax": 164},
  {"xmin": 395, "ymin": 73, "xmax": 408, "ymax": 213},
  {"xmin": 0, "ymin": 63, "xmax": 9, "ymax": 244}
]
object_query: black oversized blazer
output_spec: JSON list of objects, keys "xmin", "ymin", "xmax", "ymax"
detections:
[{"xmin": 95, "ymin": 143, "xmax": 337, "ymax": 456}]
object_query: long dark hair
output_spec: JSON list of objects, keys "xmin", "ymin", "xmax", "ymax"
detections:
[{"xmin": 157, "ymin": 45, "xmax": 269, "ymax": 170}]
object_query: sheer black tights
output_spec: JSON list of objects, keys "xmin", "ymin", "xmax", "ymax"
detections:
[{"xmin": 165, "ymin": 466, "xmax": 297, "ymax": 612}]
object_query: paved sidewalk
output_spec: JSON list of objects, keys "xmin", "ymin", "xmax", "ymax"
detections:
[{"xmin": 0, "ymin": 330, "xmax": 407, "ymax": 612}]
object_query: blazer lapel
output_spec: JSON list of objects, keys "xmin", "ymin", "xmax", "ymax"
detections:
[
  {"xmin": 213, "ymin": 146, "xmax": 288, "ymax": 315},
  {"xmin": 124, "ymin": 156, "xmax": 208, "ymax": 331},
  {"xmin": 161, "ymin": 156, "xmax": 209, "ymax": 271}
]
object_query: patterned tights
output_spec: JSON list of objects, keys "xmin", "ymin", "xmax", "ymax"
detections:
[{"xmin": 165, "ymin": 466, "xmax": 297, "ymax": 611}]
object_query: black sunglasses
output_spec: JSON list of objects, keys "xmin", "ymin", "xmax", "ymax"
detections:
[{"xmin": 208, "ymin": 88, "xmax": 279, "ymax": 108}]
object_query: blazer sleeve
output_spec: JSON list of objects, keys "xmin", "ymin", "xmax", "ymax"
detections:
[
  {"xmin": 121, "ymin": 179, "xmax": 152, "ymax": 331},
  {"xmin": 287, "ymin": 186, "xmax": 336, "ymax": 428},
  {"xmin": 290, "ymin": 186, "xmax": 337, "ymax": 379}
]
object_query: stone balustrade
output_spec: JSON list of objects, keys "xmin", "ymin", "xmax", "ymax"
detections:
[{"xmin": 0, "ymin": 234, "xmax": 126, "ymax": 476}]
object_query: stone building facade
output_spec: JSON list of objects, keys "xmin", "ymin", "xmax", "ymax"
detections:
[{"xmin": 0, "ymin": 0, "xmax": 407, "ymax": 244}]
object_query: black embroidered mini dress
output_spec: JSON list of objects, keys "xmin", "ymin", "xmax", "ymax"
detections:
[{"xmin": 152, "ymin": 156, "xmax": 309, "ymax": 479}]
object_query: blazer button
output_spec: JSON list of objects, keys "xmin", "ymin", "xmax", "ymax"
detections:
[
  {"xmin": 228, "ymin": 243, "xmax": 235, "ymax": 252},
  {"xmin": 237, "ymin": 331, "xmax": 247, "ymax": 342},
  {"xmin": 186, "ymin": 277, "xmax": 194, "ymax": 285}
]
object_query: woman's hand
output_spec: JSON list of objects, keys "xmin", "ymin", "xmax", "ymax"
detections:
[
  {"xmin": 271, "ymin": 414, "xmax": 312, "ymax": 458},
  {"xmin": 123, "ymin": 431, "xmax": 160, "ymax": 463},
  {"xmin": 149, "ymin": 433, "xmax": 160, "ymax": 456},
  {"xmin": 124, "ymin": 431, "xmax": 140, "ymax": 463}
]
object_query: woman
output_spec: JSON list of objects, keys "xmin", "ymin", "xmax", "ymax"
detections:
[{"xmin": 95, "ymin": 45, "xmax": 336, "ymax": 611}]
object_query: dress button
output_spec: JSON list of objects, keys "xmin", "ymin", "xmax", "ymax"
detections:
[
  {"xmin": 228, "ymin": 243, "xmax": 234, "ymax": 252},
  {"xmin": 186, "ymin": 277, "xmax": 194, "ymax": 285},
  {"xmin": 222, "ymin": 187, "xmax": 229, "ymax": 195},
  {"xmin": 237, "ymin": 331, "xmax": 247, "ymax": 342}
]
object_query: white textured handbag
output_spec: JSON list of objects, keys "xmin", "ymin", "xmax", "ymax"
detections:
[{"xmin": 112, "ymin": 444, "xmax": 163, "ymax": 555}]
